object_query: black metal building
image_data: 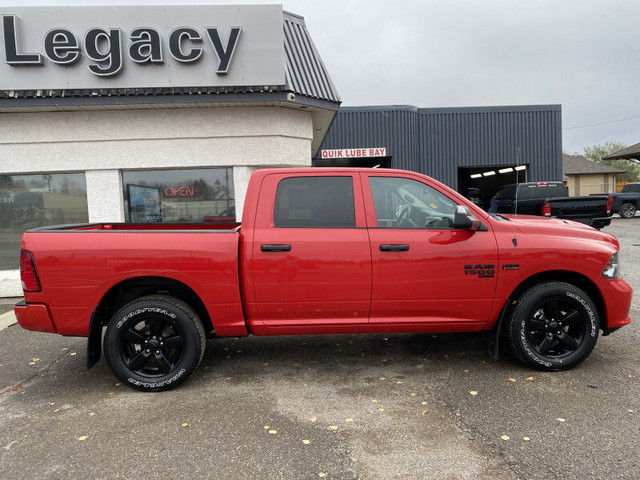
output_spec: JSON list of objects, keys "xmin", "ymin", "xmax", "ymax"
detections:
[{"xmin": 316, "ymin": 104, "xmax": 562, "ymax": 204}]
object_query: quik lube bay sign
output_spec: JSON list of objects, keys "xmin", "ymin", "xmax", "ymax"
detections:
[{"xmin": 0, "ymin": 4, "xmax": 285, "ymax": 90}]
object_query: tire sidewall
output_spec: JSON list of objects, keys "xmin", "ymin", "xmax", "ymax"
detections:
[
  {"xmin": 104, "ymin": 297, "xmax": 202, "ymax": 391},
  {"xmin": 510, "ymin": 283, "xmax": 599, "ymax": 370}
]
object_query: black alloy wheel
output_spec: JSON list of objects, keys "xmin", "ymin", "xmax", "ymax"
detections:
[
  {"xmin": 507, "ymin": 282, "xmax": 599, "ymax": 370},
  {"xmin": 119, "ymin": 314, "xmax": 185, "ymax": 376},
  {"xmin": 104, "ymin": 295, "xmax": 206, "ymax": 391}
]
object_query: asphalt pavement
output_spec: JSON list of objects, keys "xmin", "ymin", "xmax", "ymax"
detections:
[{"xmin": 1, "ymin": 217, "xmax": 638, "ymax": 480}]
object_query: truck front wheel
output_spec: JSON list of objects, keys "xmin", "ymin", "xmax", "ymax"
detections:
[
  {"xmin": 104, "ymin": 295, "xmax": 206, "ymax": 391},
  {"xmin": 620, "ymin": 203, "xmax": 637, "ymax": 218},
  {"xmin": 506, "ymin": 282, "xmax": 599, "ymax": 371}
]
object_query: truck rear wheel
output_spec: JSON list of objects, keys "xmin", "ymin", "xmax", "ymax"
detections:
[
  {"xmin": 506, "ymin": 282, "xmax": 599, "ymax": 371},
  {"xmin": 620, "ymin": 203, "xmax": 637, "ymax": 218},
  {"xmin": 104, "ymin": 295, "xmax": 206, "ymax": 391}
]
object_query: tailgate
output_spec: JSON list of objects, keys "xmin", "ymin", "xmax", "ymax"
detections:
[{"xmin": 547, "ymin": 195, "xmax": 609, "ymax": 219}]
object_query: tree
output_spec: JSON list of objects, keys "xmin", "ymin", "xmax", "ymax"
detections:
[{"xmin": 583, "ymin": 141, "xmax": 640, "ymax": 183}]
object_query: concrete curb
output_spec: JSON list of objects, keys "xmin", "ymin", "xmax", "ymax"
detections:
[{"xmin": 0, "ymin": 310, "xmax": 17, "ymax": 331}]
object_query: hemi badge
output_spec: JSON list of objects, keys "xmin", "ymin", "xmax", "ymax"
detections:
[{"xmin": 502, "ymin": 264, "xmax": 519, "ymax": 270}]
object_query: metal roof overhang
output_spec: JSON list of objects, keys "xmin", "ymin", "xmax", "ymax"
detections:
[{"xmin": 0, "ymin": 10, "xmax": 341, "ymax": 156}]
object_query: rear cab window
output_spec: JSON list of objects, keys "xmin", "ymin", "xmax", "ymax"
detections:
[{"xmin": 518, "ymin": 183, "xmax": 567, "ymax": 199}]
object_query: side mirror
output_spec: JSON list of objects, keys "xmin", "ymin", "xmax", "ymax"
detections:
[{"xmin": 453, "ymin": 205, "xmax": 484, "ymax": 230}]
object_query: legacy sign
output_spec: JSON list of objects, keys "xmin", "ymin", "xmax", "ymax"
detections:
[{"xmin": 0, "ymin": 4, "xmax": 285, "ymax": 90}]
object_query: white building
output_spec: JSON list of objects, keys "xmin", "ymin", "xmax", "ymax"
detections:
[{"xmin": 0, "ymin": 3, "xmax": 340, "ymax": 296}]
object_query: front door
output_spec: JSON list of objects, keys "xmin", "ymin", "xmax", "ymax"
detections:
[{"xmin": 363, "ymin": 173, "xmax": 498, "ymax": 329}]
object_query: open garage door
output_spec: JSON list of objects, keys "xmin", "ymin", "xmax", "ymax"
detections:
[{"xmin": 458, "ymin": 166, "xmax": 527, "ymax": 210}]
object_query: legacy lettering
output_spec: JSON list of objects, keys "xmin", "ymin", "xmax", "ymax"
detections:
[{"xmin": 2, "ymin": 15, "xmax": 241, "ymax": 77}]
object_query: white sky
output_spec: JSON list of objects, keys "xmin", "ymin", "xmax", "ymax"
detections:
[
  {"xmin": 266, "ymin": 0, "xmax": 640, "ymax": 154},
  {"xmin": 2, "ymin": 0, "xmax": 639, "ymax": 154}
]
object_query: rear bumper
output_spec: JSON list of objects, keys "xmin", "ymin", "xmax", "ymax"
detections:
[
  {"xmin": 589, "ymin": 217, "xmax": 612, "ymax": 229},
  {"xmin": 571, "ymin": 216, "xmax": 611, "ymax": 229},
  {"xmin": 14, "ymin": 301, "xmax": 57, "ymax": 333},
  {"xmin": 597, "ymin": 277, "xmax": 633, "ymax": 330}
]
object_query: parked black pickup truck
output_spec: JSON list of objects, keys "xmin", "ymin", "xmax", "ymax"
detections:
[
  {"xmin": 490, "ymin": 182, "xmax": 611, "ymax": 229},
  {"xmin": 610, "ymin": 182, "xmax": 640, "ymax": 218}
]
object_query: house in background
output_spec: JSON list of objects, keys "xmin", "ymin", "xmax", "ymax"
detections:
[{"xmin": 562, "ymin": 154, "xmax": 625, "ymax": 195}]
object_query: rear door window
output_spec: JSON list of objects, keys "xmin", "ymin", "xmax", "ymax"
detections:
[{"xmin": 274, "ymin": 176, "xmax": 356, "ymax": 228}]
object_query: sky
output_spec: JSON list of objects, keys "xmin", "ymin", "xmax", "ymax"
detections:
[
  {"xmin": 259, "ymin": 0, "xmax": 640, "ymax": 155},
  {"xmin": 2, "ymin": 0, "xmax": 639, "ymax": 155}
]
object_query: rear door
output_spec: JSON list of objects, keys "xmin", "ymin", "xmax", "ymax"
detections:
[
  {"xmin": 363, "ymin": 172, "xmax": 498, "ymax": 329},
  {"xmin": 249, "ymin": 172, "xmax": 371, "ymax": 329}
]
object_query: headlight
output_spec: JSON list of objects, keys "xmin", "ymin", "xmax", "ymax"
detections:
[{"xmin": 602, "ymin": 252, "xmax": 620, "ymax": 279}]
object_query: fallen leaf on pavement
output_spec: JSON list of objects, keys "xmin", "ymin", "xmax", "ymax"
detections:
[
  {"xmin": 523, "ymin": 436, "xmax": 531, "ymax": 441},
  {"xmin": 328, "ymin": 426, "xmax": 338, "ymax": 430},
  {"xmin": 268, "ymin": 430, "xmax": 277, "ymax": 435},
  {"xmin": 302, "ymin": 440, "xmax": 311, "ymax": 445},
  {"xmin": 526, "ymin": 376, "xmax": 534, "ymax": 381},
  {"xmin": 501, "ymin": 435, "xmax": 510, "ymax": 441},
  {"xmin": 77, "ymin": 436, "xmax": 89, "ymax": 441},
  {"xmin": 508, "ymin": 378, "xmax": 516, "ymax": 382},
  {"xmin": 182, "ymin": 423, "xmax": 189, "ymax": 427},
  {"xmin": 469, "ymin": 391, "xmax": 478, "ymax": 396},
  {"xmin": 556, "ymin": 418, "xmax": 566, "ymax": 422}
]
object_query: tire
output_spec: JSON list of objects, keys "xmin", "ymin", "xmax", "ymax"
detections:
[
  {"xmin": 506, "ymin": 282, "xmax": 599, "ymax": 371},
  {"xmin": 620, "ymin": 203, "xmax": 637, "ymax": 218},
  {"xmin": 104, "ymin": 295, "xmax": 206, "ymax": 392}
]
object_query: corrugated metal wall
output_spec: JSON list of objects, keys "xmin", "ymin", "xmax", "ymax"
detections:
[{"xmin": 319, "ymin": 105, "xmax": 562, "ymax": 190}]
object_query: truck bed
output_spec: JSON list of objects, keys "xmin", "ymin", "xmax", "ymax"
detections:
[{"xmin": 19, "ymin": 223, "xmax": 245, "ymax": 337}]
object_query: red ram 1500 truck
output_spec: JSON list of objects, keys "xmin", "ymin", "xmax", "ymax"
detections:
[{"xmin": 14, "ymin": 168, "xmax": 633, "ymax": 391}]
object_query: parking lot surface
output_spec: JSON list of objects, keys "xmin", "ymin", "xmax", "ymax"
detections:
[{"xmin": 1, "ymin": 217, "xmax": 638, "ymax": 479}]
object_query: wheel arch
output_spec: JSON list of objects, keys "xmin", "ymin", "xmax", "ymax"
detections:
[
  {"xmin": 93, "ymin": 276, "xmax": 213, "ymax": 334},
  {"xmin": 501, "ymin": 270, "xmax": 607, "ymax": 329},
  {"xmin": 87, "ymin": 276, "xmax": 214, "ymax": 369}
]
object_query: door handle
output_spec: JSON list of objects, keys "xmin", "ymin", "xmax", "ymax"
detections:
[
  {"xmin": 379, "ymin": 244, "xmax": 409, "ymax": 252},
  {"xmin": 261, "ymin": 244, "xmax": 292, "ymax": 252}
]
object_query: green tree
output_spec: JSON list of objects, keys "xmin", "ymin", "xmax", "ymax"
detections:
[{"xmin": 583, "ymin": 141, "xmax": 640, "ymax": 182}]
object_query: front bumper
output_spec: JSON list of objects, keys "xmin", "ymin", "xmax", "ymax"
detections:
[
  {"xmin": 14, "ymin": 300, "xmax": 57, "ymax": 333},
  {"xmin": 598, "ymin": 277, "xmax": 633, "ymax": 330}
]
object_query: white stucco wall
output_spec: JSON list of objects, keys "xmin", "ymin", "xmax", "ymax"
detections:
[{"xmin": 0, "ymin": 105, "xmax": 314, "ymax": 296}]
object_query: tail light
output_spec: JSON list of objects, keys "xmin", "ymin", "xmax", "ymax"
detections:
[
  {"xmin": 20, "ymin": 250, "xmax": 41, "ymax": 292},
  {"xmin": 607, "ymin": 195, "xmax": 612, "ymax": 215},
  {"xmin": 541, "ymin": 202, "xmax": 551, "ymax": 217}
]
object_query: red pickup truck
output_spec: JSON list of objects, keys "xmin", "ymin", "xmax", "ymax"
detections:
[{"xmin": 15, "ymin": 168, "xmax": 633, "ymax": 391}]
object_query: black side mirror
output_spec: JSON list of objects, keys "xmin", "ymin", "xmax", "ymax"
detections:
[{"xmin": 453, "ymin": 205, "xmax": 484, "ymax": 230}]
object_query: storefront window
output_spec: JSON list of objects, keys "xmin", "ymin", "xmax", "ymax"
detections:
[
  {"xmin": 0, "ymin": 173, "xmax": 88, "ymax": 270},
  {"xmin": 122, "ymin": 168, "xmax": 235, "ymax": 224}
]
